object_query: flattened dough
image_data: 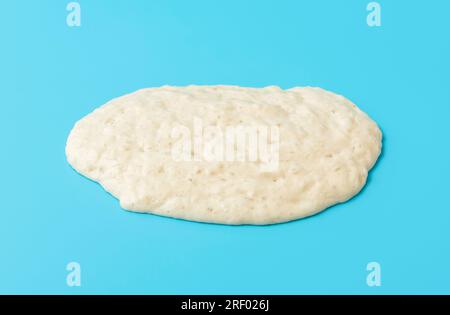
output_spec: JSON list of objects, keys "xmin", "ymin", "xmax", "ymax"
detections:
[{"xmin": 66, "ymin": 85, "xmax": 382, "ymax": 224}]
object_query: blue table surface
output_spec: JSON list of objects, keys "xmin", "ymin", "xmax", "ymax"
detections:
[{"xmin": 1, "ymin": 0, "xmax": 449, "ymax": 294}]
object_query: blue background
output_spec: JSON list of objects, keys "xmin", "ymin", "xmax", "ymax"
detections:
[{"xmin": 1, "ymin": 0, "xmax": 449, "ymax": 294}]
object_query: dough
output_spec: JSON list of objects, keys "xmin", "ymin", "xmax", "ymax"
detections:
[{"xmin": 66, "ymin": 85, "xmax": 382, "ymax": 224}]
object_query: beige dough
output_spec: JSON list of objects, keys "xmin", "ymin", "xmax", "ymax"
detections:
[{"xmin": 66, "ymin": 85, "xmax": 382, "ymax": 224}]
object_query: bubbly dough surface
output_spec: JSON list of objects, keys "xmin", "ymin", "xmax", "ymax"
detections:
[{"xmin": 66, "ymin": 85, "xmax": 382, "ymax": 224}]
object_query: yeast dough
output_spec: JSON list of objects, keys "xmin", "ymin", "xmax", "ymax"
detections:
[{"xmin": 66, "ymin": 85, "xmax": 382, "ymax": 224}]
